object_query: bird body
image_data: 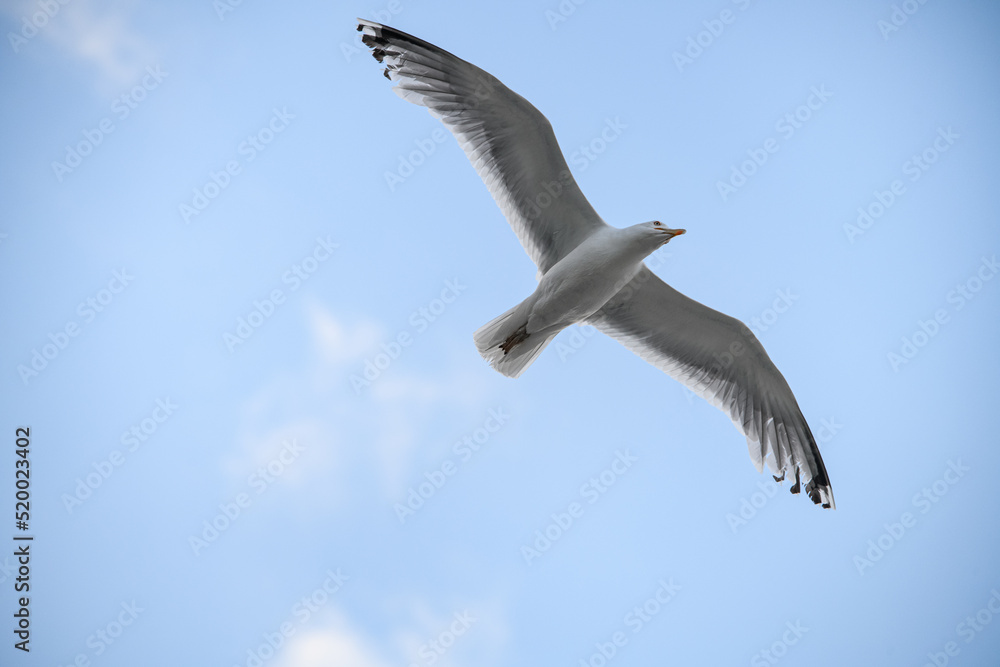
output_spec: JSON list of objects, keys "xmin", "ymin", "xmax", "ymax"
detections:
[
  {"xmin": 533, "ymin": 227, "xmax": 645, "ymax": 330},
  {"xmin": 475, "ymin": 222, "xmax": 685, "ymax": 378},
  {"xmin": 358, "ymin": 18, "xmax": 835, "ymax": 509}
]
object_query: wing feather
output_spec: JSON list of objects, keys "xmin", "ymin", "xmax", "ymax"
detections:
[
  {"xmin": 588, "ymin": 267, "xmax": 835, "ymax": 508},
  {"xmin": 358, "ymin": 19, "xmax": 607, "ymax": 274}
]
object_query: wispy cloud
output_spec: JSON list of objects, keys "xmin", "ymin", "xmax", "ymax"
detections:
[
  {"xmin": 5, "ymin": 0, "xmax": 158, "ymax": 92},
  {"xmin": 307, "ymin": 299, "xmax": 383, "ymax": 367},
  {"xmin": 277, "ymin": 597, "xmax": 508, "ymax": 667},
  {"xmin": 275, "ymin": 609, "xmax": 390, "ymax": 667},
  {"xmin": 222, "ymin": 302, "xmax": 504, "ymax": 508}
]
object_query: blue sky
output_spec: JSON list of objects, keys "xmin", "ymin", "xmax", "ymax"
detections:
[{"xmin": 2, "ymin": 0, "xmax": 999, "ymax": 665}]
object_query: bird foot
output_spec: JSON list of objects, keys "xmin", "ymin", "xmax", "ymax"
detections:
[{"xmin": 499, "ymin": 324, "xmax": 529, "ymax": 356}]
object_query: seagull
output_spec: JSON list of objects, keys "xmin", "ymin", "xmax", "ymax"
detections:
[{"xmin": 357, "ymin": 19, "xmax": 834, "ymax": 509}]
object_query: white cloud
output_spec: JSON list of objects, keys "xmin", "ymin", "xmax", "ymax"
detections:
[
  {"xmin": 307, "ymin": 299, "xmax": 382, "ymax": 367},
  {"xmin": 5, "ymin": 0, "xmax": 158, "ymax": 91},
  {"xmin": 276, "ymin": 611, "xmax": 390, "ymax": 667},
  {"xmin": 367, "ymin": 368, "xmax": 498, "ymax": 493},
  {"xmin": 275, "ymin": 598, "xmax": 508, "ymax": 667},
  {"xmin": 225, "ymin": 416, "xmax": 331, "ymax": 486},
  {"xmin": 220, "ymin": 303, "xmax": 509, "ymax": 510}
]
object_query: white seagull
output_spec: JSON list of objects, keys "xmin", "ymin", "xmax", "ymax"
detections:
[{"xmin": 358, "ymin": 19, "xmax": 834, "ymax": 508}]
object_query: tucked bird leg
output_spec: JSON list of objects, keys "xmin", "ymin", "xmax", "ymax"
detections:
[{"xmin": 499, "ymin": 324, "xmax": 529, "ymax": 355}]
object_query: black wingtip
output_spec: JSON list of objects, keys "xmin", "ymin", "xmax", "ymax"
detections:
[
  {"xmin": 805, "ymin": 479, "xmax": 835, "ymax": 509},
  {"xmin": 776, "ymin": 464, "xmax": 834, "ymax": 508},
  {"xmin": 789, "ymin": 467, "xmax": 802, "ymax": 495}
]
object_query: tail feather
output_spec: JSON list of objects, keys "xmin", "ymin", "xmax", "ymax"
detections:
[{"xmin": 474, "ymin": 302, "xmax": 559, "ymax": 378}]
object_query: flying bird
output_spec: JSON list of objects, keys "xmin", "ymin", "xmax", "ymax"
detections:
[{"xmin": 357, "ymin": 19, "xmax": 834, "ymax": 508}]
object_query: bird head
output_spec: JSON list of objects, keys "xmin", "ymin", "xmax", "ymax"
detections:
[{"xmin": 646, "ymin": 220, "xmax": 685, "ymax": 246}]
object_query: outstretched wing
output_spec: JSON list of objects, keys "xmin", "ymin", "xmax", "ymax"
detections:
[
  {"xmin": 358, "ymin": 19, "xmax": 608, "ymax": 275},
  {"xmin": 588, "ymin": 267, "xmax": 835, "ymax": 508}
]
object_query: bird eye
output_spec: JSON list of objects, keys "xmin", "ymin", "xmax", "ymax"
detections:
[{"xmin": 653, "ymin": 221, "xmax": 661, "ymax": 226}]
